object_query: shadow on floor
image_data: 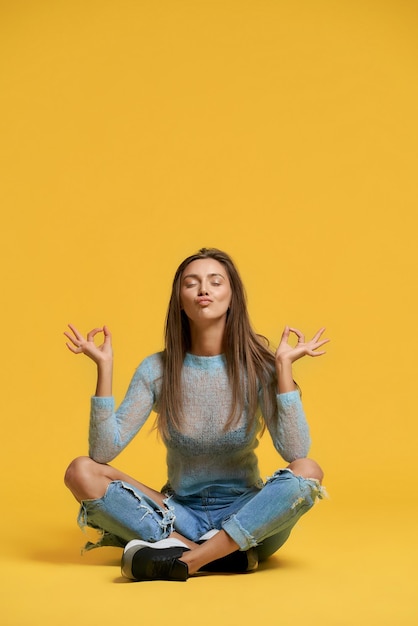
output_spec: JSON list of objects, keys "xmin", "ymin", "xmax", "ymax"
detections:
[
  {"xmin": 26, "ymin": 526, "xmax": 123, "ymax": 566},
  {"xmin": 26, "ymin": 525, "xmax": 307, "ymax": 574}
]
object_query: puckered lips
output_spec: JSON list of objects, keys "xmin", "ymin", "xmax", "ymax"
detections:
[{"xmin": 196, "ymin": 296, "xmax": 213, "ymax": 306}]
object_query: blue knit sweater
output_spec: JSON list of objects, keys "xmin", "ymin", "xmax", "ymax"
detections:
[{"xmin": 89, "ymin": 352, "xmax": 311, "ymax": 496}]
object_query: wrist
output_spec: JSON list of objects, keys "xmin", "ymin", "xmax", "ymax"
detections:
[
  {"xmin": 275, "ymin": 359, "xmax": 296, "ymax": 394},
  {"xmin": 275, "ymin": 355, "xmax": 293, "ymax": 369},
  {"xmin": 97, "ymin": 357, "xmax": 113, "ymax": 370}
]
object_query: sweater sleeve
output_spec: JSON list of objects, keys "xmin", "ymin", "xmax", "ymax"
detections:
[
  {"xmin": 88, "ymin": 354, "xmax": 161, "ymax": 463},
  {"xmin": 265, "ymin": 390, "xmax": 311, "ymax": 462}
]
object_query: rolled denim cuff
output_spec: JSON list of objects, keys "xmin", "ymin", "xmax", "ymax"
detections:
[{"xmin": 222, "ymin": 515, "xmax": 259, "ymax": 551}]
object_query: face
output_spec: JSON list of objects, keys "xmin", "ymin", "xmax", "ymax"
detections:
[{"xmin": 180, "ymin": 258, "xmax": 232, "ymax": 325}]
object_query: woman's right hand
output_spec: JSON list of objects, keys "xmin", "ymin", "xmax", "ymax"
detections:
[{"xmin": 64, "ymin": 323, "xmax": 113, "ymax": 365}]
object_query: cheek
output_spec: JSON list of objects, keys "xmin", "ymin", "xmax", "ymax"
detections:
[{"xmin": 180, "ymin": 292, "xmax": 192, "ymax": 311}]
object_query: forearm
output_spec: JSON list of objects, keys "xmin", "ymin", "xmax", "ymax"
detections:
[
  {"xmin": 95, "ymin": 360, "xmax": 113, "ymax": 396},
  {"xmin": 275, "ymin": 358, "xmax": 297, "ymax": 394},
  {"xmin": 272, "ymin": 391, "xmax": 311, "ymax": 460},
  {"xmin": 89, "ymin": 356, "xmax": 158, "ymax": 462}
]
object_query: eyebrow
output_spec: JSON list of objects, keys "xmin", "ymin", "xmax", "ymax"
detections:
[{"xmin": 182, "ymin": 272, "xmax": 225, "ymax": 280}]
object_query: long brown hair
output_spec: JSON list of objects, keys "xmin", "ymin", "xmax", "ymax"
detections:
[{"xmin": 157, "ymin": 248, "xmax": 278, "ymax": 438}]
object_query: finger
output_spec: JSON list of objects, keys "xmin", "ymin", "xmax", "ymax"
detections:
[
  {"xmin": 86, "ymin": 327, "xmax": 104, "ymax": 342},
  {"xmin": 67, "ymin": 324, "xmax": 85, "ymax": 341},
  {"xmin": 308, "ymin": 340, "xmax": 329, "ymax": 355},
  {"xmin": 288, "ymin": 327, "xmax": 305, "ymax": 343},
  {"xmin": 313, "ymin": 338, "xmax": 330, "ymax": 349},
  {"xmin": 66, "ymin": 342, "xmax": 83, "ymax": 354},
  {"xmin": 311, "ymin": 327, "xmax": 327, "ymax": 342},
  {"xmin": 309, "ymin": 349, "xmax": 327, "ymax": 357},
  {"xmin": 279, "ymin": 326, "xmax": 291, "ymax": 343},
  {"xmin": 103, "ymin": 325, "xmax": 112, "ymax": 342},
  {"xmin": 64, "ymin": 331, "xmax": 83, "ymax": 348}
]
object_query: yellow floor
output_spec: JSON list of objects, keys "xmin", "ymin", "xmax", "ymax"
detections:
[{"xmin": 2, "ymin": 491, "xmax": 416, "ymax": 626}]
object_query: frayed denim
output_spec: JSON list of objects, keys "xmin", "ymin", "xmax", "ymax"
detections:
[
  {"xmin": 78, "ymin": 469, "xmax": 325, "ymax": 559},
  {"xmin": 222, "ymin": 469, "xmax": 324, "ymax": 557},
  {"xmin": 78, "ymin": 481, "xmax": 177, "ymax": 551}
]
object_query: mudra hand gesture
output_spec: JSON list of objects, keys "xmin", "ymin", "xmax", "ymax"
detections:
[
  {"xmin": 275, "ymin": 326, "xmax": 329, "ymax": 365},
  {"xmin": 64, "ymin": 323, "xmax": 113, "ymax": 364}
]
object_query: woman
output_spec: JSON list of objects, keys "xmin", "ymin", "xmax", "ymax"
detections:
[{"xmin": 64, "ymin": 248, "xmax": 328, "ymax": 582}]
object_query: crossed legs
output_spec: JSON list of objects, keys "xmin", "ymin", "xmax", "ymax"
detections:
[{"xmin": 64, "ymin": 456, "xmax": 323, "ymax": 575}]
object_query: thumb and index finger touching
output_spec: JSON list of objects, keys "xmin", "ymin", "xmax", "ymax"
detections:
[
  {"xmin": 86, "ymin": 325, "xmax": 112, "ymax": 343},
  {"xmin": 64, "ymin": 323, "xmax": 112, "ymax": 354},
  {"xmin": 280, "ymin": 325, "xmax": 330, "ymax": 351}
]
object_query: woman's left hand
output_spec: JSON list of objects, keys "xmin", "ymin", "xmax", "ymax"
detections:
[{"xmin": 275, "ymin": 326, "xmax": 330, "ymax": 365}]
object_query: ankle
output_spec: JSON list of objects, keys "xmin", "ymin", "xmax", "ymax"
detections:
[{"xmin": 179, "ymin": 551, "xmax": 199, "ymax": 576}]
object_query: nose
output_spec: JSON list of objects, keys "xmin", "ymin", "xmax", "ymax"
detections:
[{"xmin": 198, "ymin": 282, "xmax": 209, "ymax": 295}]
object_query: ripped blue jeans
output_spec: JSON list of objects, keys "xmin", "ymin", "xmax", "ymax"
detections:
[{"xmin": 78, "ymin": 469, "xmax": 325, "ymax": 560}]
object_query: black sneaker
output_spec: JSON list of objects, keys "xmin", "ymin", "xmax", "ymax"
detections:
[
  {"xmin": 197, "ymin": 530, "xmax": 258, "ymax": 573},
  {"xmin": 121, "ymin": 539, "xmax": 189, "ymax": 582},
  {"xmin": 199, "ymin": 547, "xmax": 258, "ymax": 572}
]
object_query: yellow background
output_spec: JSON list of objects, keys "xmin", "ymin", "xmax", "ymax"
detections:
[{"xmin": 1, "ymin": 1, "xmax": 417, "ymax": 624}]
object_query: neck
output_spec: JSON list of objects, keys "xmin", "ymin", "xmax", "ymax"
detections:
[{"xmin": 189, "ymin": 319, "xmax": 226, "ymax": 356}]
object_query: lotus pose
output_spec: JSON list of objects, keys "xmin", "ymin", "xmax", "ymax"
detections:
[{"xmin": 64, "ymin": 248, "xmax": 328, "ymax": 581}]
